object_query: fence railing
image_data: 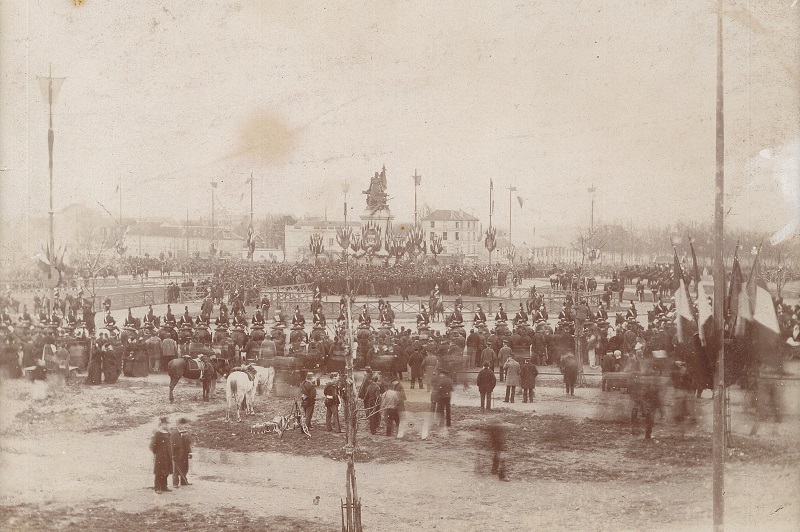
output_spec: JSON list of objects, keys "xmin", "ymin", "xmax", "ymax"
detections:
[
  {"xmin": 261, "ymin": 283, "xmax": 315, "ymax": 306},
  {"xmin": 0, "ymin": 279, "xmax": 46, "ymax": 292}
]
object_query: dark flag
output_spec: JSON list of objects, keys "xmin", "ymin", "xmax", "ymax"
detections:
[{"xmin": 689, "ymin": 237, "xmax": 701, "ymax": 291}]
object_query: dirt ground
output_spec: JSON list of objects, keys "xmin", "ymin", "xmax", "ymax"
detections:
[{"xmin": 1, "ymin": 364, "xmax": 798, "ymax": 532}]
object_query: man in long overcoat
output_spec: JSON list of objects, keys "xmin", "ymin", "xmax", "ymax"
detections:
[
  {"xmin": 477, "ymin": 362, "xmax": 497, "ymax": 410},
  {"xmin": 150, "ymin": 417, "xmax": 173, "ymax": 493},
  {"xmin": 503, "ymin": 355, "xmax": 520, "ymax": 403},
  {"xmin": 170, "ymin": 418, "xmax": 192, "ymax": 487}
]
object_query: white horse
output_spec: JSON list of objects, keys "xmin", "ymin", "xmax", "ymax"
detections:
[
  {"xmin": 225, "ymin": 371, "xmax": 254, "ymax": 422},
  {"xmin": 225, "ymin": 366, "xmax": 275, "ymax": 422}
]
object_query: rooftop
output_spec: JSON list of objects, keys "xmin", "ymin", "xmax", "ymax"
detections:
[{"xmin": 421, "ymin": 210, "xmax": 479, "ymax": 222}]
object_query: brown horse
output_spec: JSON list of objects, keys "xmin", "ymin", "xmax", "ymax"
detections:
[{"xmin": 167, "ymin": 356, "xmax": 229, "ymax": 403}]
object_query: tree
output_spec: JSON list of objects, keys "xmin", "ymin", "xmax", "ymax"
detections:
[
  {"xmin": 571, "ymin": 227, "xmax": 606, "ymax": 282},
  {"xmin": 430, "ymin": 233, "xmax": 444, "ymax": 262},
  {"xmin": 72, "ymin": 221, "xmax": 125, "ymax": 309}
]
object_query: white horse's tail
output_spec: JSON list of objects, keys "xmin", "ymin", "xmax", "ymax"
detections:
[{"xmin": 225, "ymin": 377, "xmax": 239, "ymax": 421}]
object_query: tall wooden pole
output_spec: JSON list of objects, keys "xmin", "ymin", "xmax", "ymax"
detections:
[
  {"xmin": 412, "ymin": 169, "xmax": 421, "ymax": 226},
  {"xmin": 712, "ymin": 0, "xmax": 726, "ymax": 530},
  {"xmin": 341, "ymin": 182, "xmax": 362, "ymax": 531}
]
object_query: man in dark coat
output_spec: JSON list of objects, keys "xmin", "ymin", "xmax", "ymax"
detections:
[
  {"xmin": 150, "ymin": 417, "xmax": 173, "ymax": 493},
  {"xmin": 170, "ymin": 418, "xmax": 192, "ymax": 487},
  {"xmin": 477, "ymin": 362, "xmax": 497, "ymax": 410},
  {"xmin": 407, "ymin": 348, "xmax": 424, "ymax": 389},
  {"xmin": 323, "ymin": 377, "xmax": 342, "ymax": 432},
  {"xmin": 364, "ymin": 375, "xmax": 382, "ymax": 434},
  {"xmin": 520, "ymin": 357, "xmax": 539, "ymax": 403},
  {"xmin": 435, "ymin": 368, "xmax": 454, "ymax": 427},
  {"xmin": 299, "ymin": 373, "xmax": 316, "ymax": 429}
]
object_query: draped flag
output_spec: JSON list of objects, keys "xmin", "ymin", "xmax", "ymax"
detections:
[
  {"xmin": 726, "ymin": 248, "xmax": 746, "ymax": 335},
  {"xmin": 689, "ymin": 237, "xmax": 701, "ymax": 291},
  {"xmin": 688, "ymin": 239, "xmax": 712, "ymax": 345},
  {"xmin": 737, "ymin": 245, "xmax": 781, "ymax": 367},
  {"xmin": 517, "ymin": 196, "xmax": 524, "ymax": 208},
  {"xmin": 246, "ymin": 224, "xmax": 256, "ymax": 259},
  {"xmin": 673, "ymin": 247, "xmax": 695, "ymax": 344}
]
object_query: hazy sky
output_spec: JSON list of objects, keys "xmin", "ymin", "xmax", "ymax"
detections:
[{"xmin": 1, "ymin": 0, "xmax": 797, "ymax": 243}]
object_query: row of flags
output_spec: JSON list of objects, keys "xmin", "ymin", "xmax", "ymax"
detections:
[{"xmin": 672, "ymin": 239, "xmax": 781, "ymax": 367}]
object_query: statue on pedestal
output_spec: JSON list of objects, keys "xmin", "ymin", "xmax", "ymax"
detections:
[{"xmin": 363, "ymin": 165, "xmax": 389, "ymax": 213}]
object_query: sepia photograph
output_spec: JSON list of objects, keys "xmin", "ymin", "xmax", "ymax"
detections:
[{"xmin": 0, "ymin": 1, "xmax": 798, "ymax": 530}]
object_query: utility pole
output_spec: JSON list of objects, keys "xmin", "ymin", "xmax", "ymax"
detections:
[
  {"xmin": 412, "ymin": 169, "xmax": 421, "ymax": 226},
  {"xmin": 210, "ymin": 182, "xmax": 218, "ymax": 254},
  {"xmin": 588, "ymin": 184, "xmax": 596, "ymax": 233},
  {"xmin": 712, "ymin": 0, "xmax": 726, "ymax": 530},
  {"xmin": 36, "ymin": 64, "xmax": 65, "ymax": 314},
  {"xmin": 185, "ymin": 210, "xmax": 190, "ymax": 258}
]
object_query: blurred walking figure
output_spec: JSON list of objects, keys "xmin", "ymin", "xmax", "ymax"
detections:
[
  {"xmin": 749, "ymin": 356, "xmax": 784, "ymax": 436},
  {"xmin": 631, "ymin": 369, "xmax": 663, "ymax": 440},
  {"xmin": 485, "ymin": 422, "xmax": 508, "ymax": 481},
  {"xmin": 560, "ymin": 353, "xmax": 579, "ymax": 396},
  {"xmin": 670, "ymin": 361, "xmax": 696, "ymax": 430},
  {"xmin": 150, "ymin": 417, "xmax": 173, "ymax": 493},
  {"xmin": 477, "ymin": 362, "xmax": 496, "ymax": 410}
]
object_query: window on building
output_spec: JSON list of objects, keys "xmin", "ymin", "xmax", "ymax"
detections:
[
  {"xmin": 443, "ymin": 232, "xmax": 448, "ymax": 241},
  {"xmin": 430, "ymin": 221, "xmax": 435, "ymax": 228},
  {"xmin": 455, "ymin": 232, "xmax": 459, "ymax": 240},
  {"xmin": 455, "ymin": 222, "xmax": 460, "ymax": 229}
]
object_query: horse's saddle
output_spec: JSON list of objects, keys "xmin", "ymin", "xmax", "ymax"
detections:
[
  {"xmin": 231, "ymin": 366, "xmax": 256, "ymax": 381},
  {"xmin": 184, "ymin": 356, "xmax": 206, "ymax": 373}
]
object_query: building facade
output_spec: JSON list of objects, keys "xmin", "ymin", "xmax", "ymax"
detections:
[{"xmin": 421, "ymin": 210, "xmax": 481, "ymax": 259}]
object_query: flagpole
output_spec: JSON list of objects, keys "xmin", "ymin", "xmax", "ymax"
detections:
[{"xmin": 712, "ymin": 0, "xmax": 726, "ymax": 529}]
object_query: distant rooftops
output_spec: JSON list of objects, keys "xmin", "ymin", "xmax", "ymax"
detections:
[{"xmin": 420, "ymin": 210, "xmax": 479, "ymax": 222}]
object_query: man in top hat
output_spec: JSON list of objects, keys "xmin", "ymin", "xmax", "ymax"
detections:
[
  {"xmin": 416, "ymin": 304, "xmax": 429, "ymax": 327},
  {"xmin": 513, "ymin": 304, "xmax": 528, "ymax": 326},
  {"xmin": 358, "ymin": 305, "xmax": 371, "ymax": 327},
  {"xmin": 165, "ymin": 305, "xmax": 176, "ymax": 326},
  {"xmin": 313, "ymin": 308, "xmax": 326, "ymax": 327},
  {"xmin": 653, "ymin": 298, "xmax": 669, "ymax": 317},
  {"xmin": 558, "ymin": 303, "xmax": 570, "ymax": 322},
  {"xmin": 170, "ymin": 418, "xmax": 192, "ymax": 487},
  {"xmin": 104, "ymin": 310, "xmax": 118, "ymax": 333},
  {"xmin": 477, "ymin": 362, "xmax": 497, "ymax": 410},
  {"xmin": 292, "ymin": 306, "xmax": 306, "ymax": 328},
  {"xmin": 124, "ymin": 308, "xmax": 138, "ymax": 328},
  {"xmin": 252, "ymin": 308, "xmax": 265, "ymax": 327},
  {"xmin": 626, "ymin": 300, "xmax": 638, "ymax": 321},
  {"xmin": 179, "ymin": 307, "xmax": 193, "ymax": 328},
  {"xmin": 150, "ymin": 417, "xmax": 173, "ymax": 493},
  {"xmin": 495, "ymin": 303, "xmax": 507, "ymax": 322},
  {"xmin": 474, "ymin": 304, "xmax": 487, "ymax": 324},
  {"xmin": 520, "ymin": 357, "xmax": 539, "ymax": 403},
  {"xmin": 298, "ymin": 372, "xmax": 317, "ymax": 429}
]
